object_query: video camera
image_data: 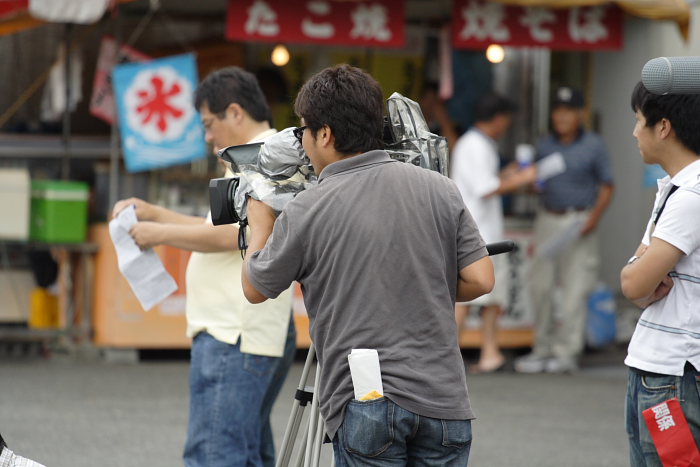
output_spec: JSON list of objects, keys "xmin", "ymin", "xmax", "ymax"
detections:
[{"xmin": 208, "ymin": 93, "xmax": 449, "ymax": 245}]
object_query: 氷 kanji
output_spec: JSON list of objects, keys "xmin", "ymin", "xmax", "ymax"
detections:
[
  {"xmin": 569, "ymin": 6, "xmax": 608, "ymax": 43},
  {"xmin": 459, "ymin": 1, "xmax": 510, "ymax": 42},
  {"xmin": 656, "ymin": 414, "xmax": 676, "ymax": 431},
  {"xmin": 520, "ymin": 7, "xmax": 555, "ymax": 42},
  {"xmin": 135, "ymin": 75, "xmax": 184, "ymax": 133},
  {"xmin": 350, "ymin": 4, "xmax": 391, "ymax": 41},
  {"xmin": 302, "ymin": 1, "xmax": 335, "ymax": 39},
  {"xmin": 245, "ymin": 0, "xmax": 279, "ymax": 36}
]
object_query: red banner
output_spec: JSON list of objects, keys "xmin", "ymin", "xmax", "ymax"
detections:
[
  {"xmin": 643, "ymin": 398, "xmax": 700, "ymax": 467},
  {"xmin": 0, "ymin": 0, "xmax": 28, "ymax": 20},
  {"xmin": 452, "ymin": 0, "xmax": 623, "ymax": 50},
  {"xmin": 226, "ymin": 0, "xmax": 405, "ymax": 48}
]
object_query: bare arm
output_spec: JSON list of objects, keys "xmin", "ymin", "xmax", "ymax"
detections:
[
  {"xmin": 485, "ymin": 163, "xmax": 537, "ymax": 198},
  {"xmin": 113, "ymin": 197, "xmax": 204, "ymax": 225},
  {"xmin": 129, "ymin": 221, "xmax": 238, "ymax": 252},
  {"xmin": 113, "ymin": 197, "xmax": 238, "ymax": 252},
  {"xmin": 456, "ymin": 255, "xmax": 495, "ymax": 302},
  {"xmin": 241, "ymin": 199, "xmax": 277, "ymax": 304},
  {"xmin": 580, "ymin": 183, "xmax": 614, "ymax": 236},
  {"xmin": 620, "ymin": 238, "xmax": 683, "ymax": 308}
]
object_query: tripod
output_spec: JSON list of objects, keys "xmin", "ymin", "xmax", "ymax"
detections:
[
  {"xmin": 275, "ymin": 343, "xmax": 333, "ymax": 467},
  {"xmin": 275, "ymin": 241, "xmax": 516, "ymax": 467}
]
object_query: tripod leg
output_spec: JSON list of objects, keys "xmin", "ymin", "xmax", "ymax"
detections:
[
  {"xmin": 303, "ymin": 366, "xmax": 322, "ymax": 467},
  {"xmin": 310, "ymin": 409, "xmax": 325, "ymax": 467},
  {"xmin": 292, "ymin": 416, "xmax": 310, "ymax": 467},
  {"xmin": 276, "ymin": 345, "xmax": 317, "ymax": 467}
]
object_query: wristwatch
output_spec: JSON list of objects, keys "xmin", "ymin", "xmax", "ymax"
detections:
[{"xmin": 627, "ymin": 255, "xmax": 640, "ymax": 265}]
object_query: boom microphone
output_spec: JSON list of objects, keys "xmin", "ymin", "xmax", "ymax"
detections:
[{"xmin": 641, "ymin": 56, "xmax": 700, "ymax": 95}]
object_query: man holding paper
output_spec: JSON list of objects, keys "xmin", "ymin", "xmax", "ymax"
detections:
[
  {"xmin": 242, "ymin": 65, "xmax": 494, "ymax": 466},
  {"xmin": 113, "ymin": 67, "xmax": 295, "ymax": 467},
  {"xmin": 515, "ymin": 86, "xmax": 614, "ymax": 374}
]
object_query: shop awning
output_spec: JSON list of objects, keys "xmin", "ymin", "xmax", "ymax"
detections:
[
  {"xmin": 495, "ymin": 0, "xmax": 691, "ymax": 37},
  {"xmin": 0, "ymin": 0, "xmax": 139, "ymax": 36}
]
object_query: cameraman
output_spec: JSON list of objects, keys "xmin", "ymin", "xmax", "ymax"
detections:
[
  {"xmin": 242, "ymin": 65, "xmax": 494, "ymax": 466},
  {"xmin": 113, "ymin": 67, "xmax": 295, "ymax": 467},
  {"xmin": 621, "ymin": 82, "xmax": 700, "ymax": 466}
]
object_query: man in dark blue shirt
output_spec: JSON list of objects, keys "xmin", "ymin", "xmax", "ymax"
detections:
[{"xmin": 515, "ymin": 86, "xmax": 614, "ymax": 374}]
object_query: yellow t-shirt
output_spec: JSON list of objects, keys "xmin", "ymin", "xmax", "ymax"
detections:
[{"xmin": 185, "ymin": 129, "xmax": 293, "ymax": 357}]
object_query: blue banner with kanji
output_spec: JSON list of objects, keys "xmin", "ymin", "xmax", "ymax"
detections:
[{"xmin": 113, "ymin": 53, "xmax": 206, "ymax": 172}]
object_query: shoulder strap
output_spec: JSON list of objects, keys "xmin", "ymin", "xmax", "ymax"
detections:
[{"xmin": 653, "ymin": 184, "xmax": 680, "ymax": 225}]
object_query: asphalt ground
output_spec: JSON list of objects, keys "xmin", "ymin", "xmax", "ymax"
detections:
[{"xmin": 0, "ymin": 345, "xmax": 631, "ymax": 467}]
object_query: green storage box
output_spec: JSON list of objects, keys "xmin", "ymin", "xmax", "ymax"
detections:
[{"xmin": 30, "ymin": 180, "xmax": 89, "ymax": 243}]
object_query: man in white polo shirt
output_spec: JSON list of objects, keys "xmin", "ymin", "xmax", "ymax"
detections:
[{"xmin": 621, "ymin": 81, "xmax": 700, "ymax": 466}]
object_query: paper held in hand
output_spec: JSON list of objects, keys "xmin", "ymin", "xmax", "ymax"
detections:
[
  {"xmin": 108, "ymin": 205, "xmax": 178, "ymax": 311},
  {"xmin": 536, "ymin": 152, "xmax": 566, "ymax": 181},
  {"xmin": 348, "ymin": 349, "xmax": 384, "ymax": 401}
]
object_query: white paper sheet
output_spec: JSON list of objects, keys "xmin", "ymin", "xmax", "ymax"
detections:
[
  {"xmin": 348, "ymin": 348, "xmax": 384, "ymax": 400},
  {"xmin": 108, "ymin": 205, "xmax": 178, "ymax": 311},
  {"xmin": 536, "ymin": 152, "xmax": 567, "ymax": 181}
]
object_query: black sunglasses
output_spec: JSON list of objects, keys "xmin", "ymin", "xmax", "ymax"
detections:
[{"xmin": 293, "ymin": 126, "xmax": 307, "ymax": 145}]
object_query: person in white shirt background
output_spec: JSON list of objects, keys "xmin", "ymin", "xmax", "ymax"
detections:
[{"xmin": 450, "ymin": 94, "xmax": 536, "ymax": 373}]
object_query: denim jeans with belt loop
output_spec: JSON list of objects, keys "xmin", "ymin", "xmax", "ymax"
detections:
[
  {"xmin": 333, "ymin": 397, "xmax": 472, "ymax": 466},
  {"xmin": 625, "ymin": 363, "xmax": 700, "ymax": 466},
  {"xmin": 183, "ymin": 331, "xmax": 278, "ymax": 467}
]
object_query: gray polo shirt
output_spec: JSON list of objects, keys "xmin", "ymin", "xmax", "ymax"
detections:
[
  {"xmin": 247, "ymin": 150, "xmax": 487, "ymax": 440},
  {"xmin": 536, "ymin": 130, "xmax": 614, "ymax": 211}
]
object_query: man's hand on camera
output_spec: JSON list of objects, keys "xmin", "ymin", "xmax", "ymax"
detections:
[
  {"xmin": 247, "ymin": 198, "xmax": 277, "ymax": 235},
  {"xmin": 241, "ymin": 198, "xmax": 276, "ymax": 305}
]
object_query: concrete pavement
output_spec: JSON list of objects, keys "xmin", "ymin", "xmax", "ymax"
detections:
[{"xmin": 0, "ymin": 347, "xmax": 630, "ymax": 467}]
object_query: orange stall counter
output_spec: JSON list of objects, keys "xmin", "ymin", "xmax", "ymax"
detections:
[{"xmin": 91, "ymin": 224, "xmax": 191, "ymax": 348}]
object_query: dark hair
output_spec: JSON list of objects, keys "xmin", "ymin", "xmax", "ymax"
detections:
[
  {"xmin": 194, "ymin": 66, "xmax": 271, "ymax": 124},
  {"xmin": 473, "ymin": 94, "xmax": 515, "ymax": 123},
  {"xmin": 631, "ymin": 81, "xmax": 700, "ymax": 154},
  {"xmin": 294, "ymin": 64, "xmax": 384, "ymax": 155}
]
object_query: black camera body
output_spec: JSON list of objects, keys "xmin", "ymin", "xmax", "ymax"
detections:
[
  {"xmin": 209, "ymin": 131, "xmax": 314, "ymax": 226},
  {"xmin": 208, "ymin": 93, "xmax": 448, "ymax": 229},
  {"xmin": 209, "ymin": 176, "xmax": 241, "ymax": 225}
]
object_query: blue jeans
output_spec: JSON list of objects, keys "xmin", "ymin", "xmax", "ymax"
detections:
[
  {"xmin": 259, "ymin": 315, "xmax": 296, "ymax": 467},
  {"xmin": 625, "ymin": 364, "xmax": 700, "ymax": 466},
  {"xmin": 183, "ymin": 332, "xmax": 278, "ymax": 467},
  {"xmin": 333, "ymin": 398, "xmax": 472, "ymax": 466}
]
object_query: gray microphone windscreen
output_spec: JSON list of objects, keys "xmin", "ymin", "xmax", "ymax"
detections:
[{"xmin": 642, "ymin": 57, "xmax": 700, "ymax": 95}]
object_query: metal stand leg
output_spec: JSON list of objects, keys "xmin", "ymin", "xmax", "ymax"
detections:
[{"xmin": 276, "ymin": 344, "xmax": 331, "ymax": 467}]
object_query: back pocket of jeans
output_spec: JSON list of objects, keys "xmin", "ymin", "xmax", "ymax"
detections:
[
  {"xmin": 343, "ymin": 398, "xmax": 393, "ymax": 457},
  {"xmin": 441, "ymin": 419, "xmax": 472, "ymax": 449}
]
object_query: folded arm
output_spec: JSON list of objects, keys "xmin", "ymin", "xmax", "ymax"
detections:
[{"xmin": 620, "ymin": 238, "xmax": 683, "ymax": 308}]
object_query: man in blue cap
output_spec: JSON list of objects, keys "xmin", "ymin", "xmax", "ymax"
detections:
[{"xmin": 515, "ymin": 86, "xmax": 614, "ymax": 374}]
